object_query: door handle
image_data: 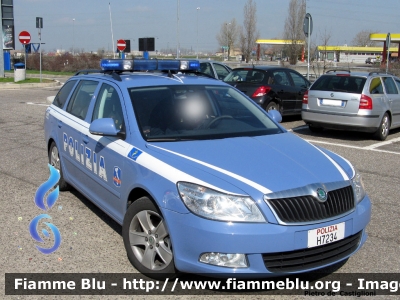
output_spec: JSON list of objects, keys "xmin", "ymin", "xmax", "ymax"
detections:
[
  {"xmin": 57, "ymin": 120, "xmax": 62, "ymax": 128},
  {"xmin": 83, "ymin": 135, "xmax": 89, "ymax": 144}
]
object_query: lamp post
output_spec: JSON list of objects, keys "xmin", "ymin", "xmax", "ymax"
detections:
[
  {"xmin": 196, "ymin": 7, "xmax": 200, "ymax": 59},
  {"xmin": 72, "ymin": 18, "xmax": 75, "ymax": 55},
  {"xmin": 225, "ymin": 22, "xmax": 231, "ymax": 61},
  {"xmin": 176, "ymin": 0, "xmax": 180, "ymax": 58}
]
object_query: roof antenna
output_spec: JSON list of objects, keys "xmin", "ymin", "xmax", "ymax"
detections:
[{"xmin": 168, "ymin": 69, "xmax": 173, "ymax": 78}]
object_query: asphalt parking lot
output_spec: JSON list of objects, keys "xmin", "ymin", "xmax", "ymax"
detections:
[{"xmin": 1, "ymin": 86, "xmax": 400, "ymax": 299}]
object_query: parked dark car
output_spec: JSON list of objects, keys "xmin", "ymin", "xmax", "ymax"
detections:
[
  {"xmin": 198, "ymin": 60, "xmax": 232, "ymax": 80},
  {"xmin": 223, "ymin": 66, "xmax": 311, "ymax": 116}
]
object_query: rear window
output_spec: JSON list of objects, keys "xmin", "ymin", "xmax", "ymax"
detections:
[
  {"xmin": 224, "ymin": 69, "xmax": 268, "ymax": 83},
  {"xmin": 311, "ymin": 75, "xmax": 366, "ymax": 94}
]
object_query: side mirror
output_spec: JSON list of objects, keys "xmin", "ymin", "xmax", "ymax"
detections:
[
  {"xmin": 89, "ymin": 118, "xmax": 119, "ymax": 137},
  {"xmin": 268, "ymin": 110, "xmax": 282, "ymax": 123}
]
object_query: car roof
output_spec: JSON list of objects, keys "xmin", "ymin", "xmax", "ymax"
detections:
[
  {"xmin": 69, "ymin": 71, "xmax": 229, "ymax": 88},
  {"xmin": 321, "ymin": 70, "xmax": 397, "ymax": 78},
  {"xmin": 231, "ymin": 66, "xmax": 291, "ymax": 72}
]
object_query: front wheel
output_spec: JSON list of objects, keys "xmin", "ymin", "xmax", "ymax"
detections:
[
  {"xmin": 122, "ymin": 197, "xmax": 176, "ymax": 279},
  {"xmin": 374, "ymin": 113, "xmax": 390, "ymax": 141}
]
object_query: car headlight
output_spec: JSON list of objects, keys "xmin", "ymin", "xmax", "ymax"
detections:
[
  {"xmin": 351, "ymin": 168, "xmax": 366, "ymax": 203},
  {"xmin": 177, "ymin": 182, "xmax": 266, "ymax": 222}
]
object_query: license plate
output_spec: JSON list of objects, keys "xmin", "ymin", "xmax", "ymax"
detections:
[
  {"xmin": 307, "ymin": 222, "xmax": 345, "ymax": 248},
  {"xmin": 320, "ymin": 99, "xmax": 344, "ymax": 107}
]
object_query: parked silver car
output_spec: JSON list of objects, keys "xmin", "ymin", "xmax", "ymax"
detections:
[{"xmin": 302, "ymin": 70, "xmax": 400, "ymax": 140}]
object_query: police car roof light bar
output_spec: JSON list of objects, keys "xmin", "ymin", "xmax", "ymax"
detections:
[{"xmin": 100, "ymin": 59, "xmax": 200, "ymax": 72}]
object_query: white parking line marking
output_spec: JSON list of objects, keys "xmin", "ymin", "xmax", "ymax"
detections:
[
  {"xmin": 306, "ymin": 139, "xmax": 400, "ymax": 155},
  {"xmin": 305, "ymin": 139, "xmax": 363, "ymax": 150},
  {"xmin": 26, "ymin": 102, "xmax": 50, "ymax": 106},
  {"xmin": 368, "ymin": 149, "xmax": 400, "ymax": 155},
  {"xmin": 363, "ymin": 137, "xmax": 400, "ymax": 150}
]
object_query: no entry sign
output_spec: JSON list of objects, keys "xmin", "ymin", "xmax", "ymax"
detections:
[
  {"xmin": 19, "ymin": 31, "xmax": 31, "ymax": 44},
  {"xmin": 117, "ymin": 39, "xmax": 126, "ymax": 51}
]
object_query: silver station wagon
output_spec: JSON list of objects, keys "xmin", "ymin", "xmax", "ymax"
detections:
[{"xmin": 302, "ymin": 70, "xmax": 400, "ymax": 140}]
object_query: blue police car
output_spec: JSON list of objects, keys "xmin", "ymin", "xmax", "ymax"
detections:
[{"xmin": 44, "ymin": 58, "xmax": 371, "ymax": 278}]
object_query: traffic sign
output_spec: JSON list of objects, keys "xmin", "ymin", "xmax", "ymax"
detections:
[
  {"xmin": 117, "ymin": 39, "xmax": 126, "ymax": 51},
  {"xmin": 19, "ymin": 31, "xmax": 31, "ymax": 44},
  {"xmin": 303, "ymin": 13, "xmax": 313, "ymax": 37}
]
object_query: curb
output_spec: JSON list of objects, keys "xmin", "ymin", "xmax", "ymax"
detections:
[{"xmin": 0, "ymin": 80, "xmax": 61, "ymax": 90}]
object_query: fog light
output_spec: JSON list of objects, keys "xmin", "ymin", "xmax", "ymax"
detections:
[{"xmin": 199, "ymin": 252, "xmax": 248, "ymax": 268}]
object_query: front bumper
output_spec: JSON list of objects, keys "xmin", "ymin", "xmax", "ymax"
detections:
[
  {"xmin": 302, "ymin": 109, "xmax": 380, "ymax": 133},
  {"xmin": 163, "ymin": 195, "xmax": 371, "ymax": 276}
]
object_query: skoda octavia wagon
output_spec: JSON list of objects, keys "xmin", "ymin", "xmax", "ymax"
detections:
[
  {"xmin": 44, "ymin": 59, "xmax": 371, "ymax": 279},
  {"xmin": 302, "ymin": 70, "xmax": 400, "ymax": 140}
]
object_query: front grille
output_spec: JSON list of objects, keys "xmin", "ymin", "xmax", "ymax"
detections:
[
  {"xmin": 267, "ymin": 185, "xmax": 354, "ymax": 223},
  {"xmin": 262, "ymin": 231, "xmax": 362, "ymax": 272}
]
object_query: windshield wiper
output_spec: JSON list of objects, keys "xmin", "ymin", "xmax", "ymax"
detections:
[{"xmin": 146, "ymin": 138, "xmax": 182, "ymax": 142}]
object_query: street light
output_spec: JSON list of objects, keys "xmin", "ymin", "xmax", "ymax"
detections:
[
  {"xmin": 196, "ymin": 7, "xmax": 200, "ymax": 59},
  {"xmin": 72, "ymin": 18, "xmax": 75, "ymax": 55},
  {"xmin": 177, "ymin": 0, "xmax": 180, "ymax": 58}
]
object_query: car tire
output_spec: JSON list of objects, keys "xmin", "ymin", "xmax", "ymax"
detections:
[
  {"xmin": 48, "ymin": 141, "xmax": 70, "ymax": 191},
  {"xmin": 374, "ymin": 113, "xmax": 390, "ymax": 141},
  {"xmin": 308, "ymin": 123, "xmax": 324, "ymax": 133},
  {"xmin": 122, "ymin": 196, "xmax": 176, "ymax": 279},
  {"xmin": 265, "ymin": 101, "xmax": 280, "ymax": 113}
]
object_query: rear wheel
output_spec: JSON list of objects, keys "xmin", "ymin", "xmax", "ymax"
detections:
[
  {"xmin": 265, "ymin": 101, "xmax": 280, "ymax": 113},
  {"xmin": 308, "ymin": 123, "xmax": 324, "ymax": 133},
  {"xmin": 122, "ymin": 196, "xmax": 176, "ymax": 279},
  {"xmin": 374, "ymin": 113, "xmax": 390, "ymax": 141},
  {"xmin": 48, "ymin": 141, "xmax": 70, "ymax": 191}
]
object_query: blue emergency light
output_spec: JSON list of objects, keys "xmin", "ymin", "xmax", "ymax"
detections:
[{"xmin": 100, "ymin": 59, "xmax": 200, "ymax": 72}]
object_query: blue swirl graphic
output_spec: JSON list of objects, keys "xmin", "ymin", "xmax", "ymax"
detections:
[
  {"xmin": 34, "ymin": 164, "xmax": 60, "ymax": 211},
  {"xmin": 29, "ymin": 214, "xmax": 62, "ymax": 254}
]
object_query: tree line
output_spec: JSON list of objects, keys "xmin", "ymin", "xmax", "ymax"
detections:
[{"xmin": 217, "ymin": 0, "xmax": 383, "ymax": 65}]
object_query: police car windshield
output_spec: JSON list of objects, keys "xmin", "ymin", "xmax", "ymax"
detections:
[{"xmin": 129, "ymin": 85, "xmax": 282, "ymax": 141}]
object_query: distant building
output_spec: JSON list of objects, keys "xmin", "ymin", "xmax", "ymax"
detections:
[{"xmin": 316, "ymin": 46, "xmax": 398, "ymax": 63}]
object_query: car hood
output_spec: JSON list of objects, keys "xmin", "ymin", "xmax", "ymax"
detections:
[{"xmin": 145, "ymin": 132, "xmax": 354, "ymax": 196}]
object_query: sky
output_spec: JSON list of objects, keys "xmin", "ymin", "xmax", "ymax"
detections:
[{"xmin": 8, "ymin": 0, "xmax": 400, "ymax": 54}]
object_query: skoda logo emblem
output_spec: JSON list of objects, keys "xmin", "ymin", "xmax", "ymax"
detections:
[
  {"xmin": 330, "ymin": 93, "xmax": 334, "ymax": 97},
  {"xmin": 316, "ymin": 188, "xmax": 328, "ymax": 202}
]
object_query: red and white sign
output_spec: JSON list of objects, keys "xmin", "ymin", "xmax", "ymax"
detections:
[
  {"xmin": 117, "ymin": 39, "xmax": 126, "ymax": 51},
  {"xmin": 18, "ymin": 31, "xmax": 31, "ymax": 44}
]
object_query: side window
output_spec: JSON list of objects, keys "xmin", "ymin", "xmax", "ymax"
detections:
[
  {"xmin": 224, "ymin": 70, "xmax": 249, "ymax": 82},
  {"xmin": 382, "ymin": 77, "xmax": 398, "ymax": 94},
  {"xmin": 395, "ymin": 79, "xmax": 400, "ymax": 92},
  {"xmin": 199, "ymin": 62, "xmax": 213, "ymax": 77},
  {"xmin": 53, "ymin": 80, "xmax": 77, "ymax": 109},
  {"xmin": 214, "ymin": 64, "xmax": 230, "ymax": 80},
  {"xmin": 92, "ymin": 84, "xmax": 125, "ymax": 131},
  {"xmin": 369, "ymin": 78, "xmax": 384, "ymax": 94},
  {"xmin": 289, "ymin": 71, "xmax": 308, "ymax": 88},
  {"xmin": 66, "ymin": 80, "xmax": 98, "ymax": 120},
  {"xmin": 272, "ymin": 71, "xmax": 291, "ymax": 86}
]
